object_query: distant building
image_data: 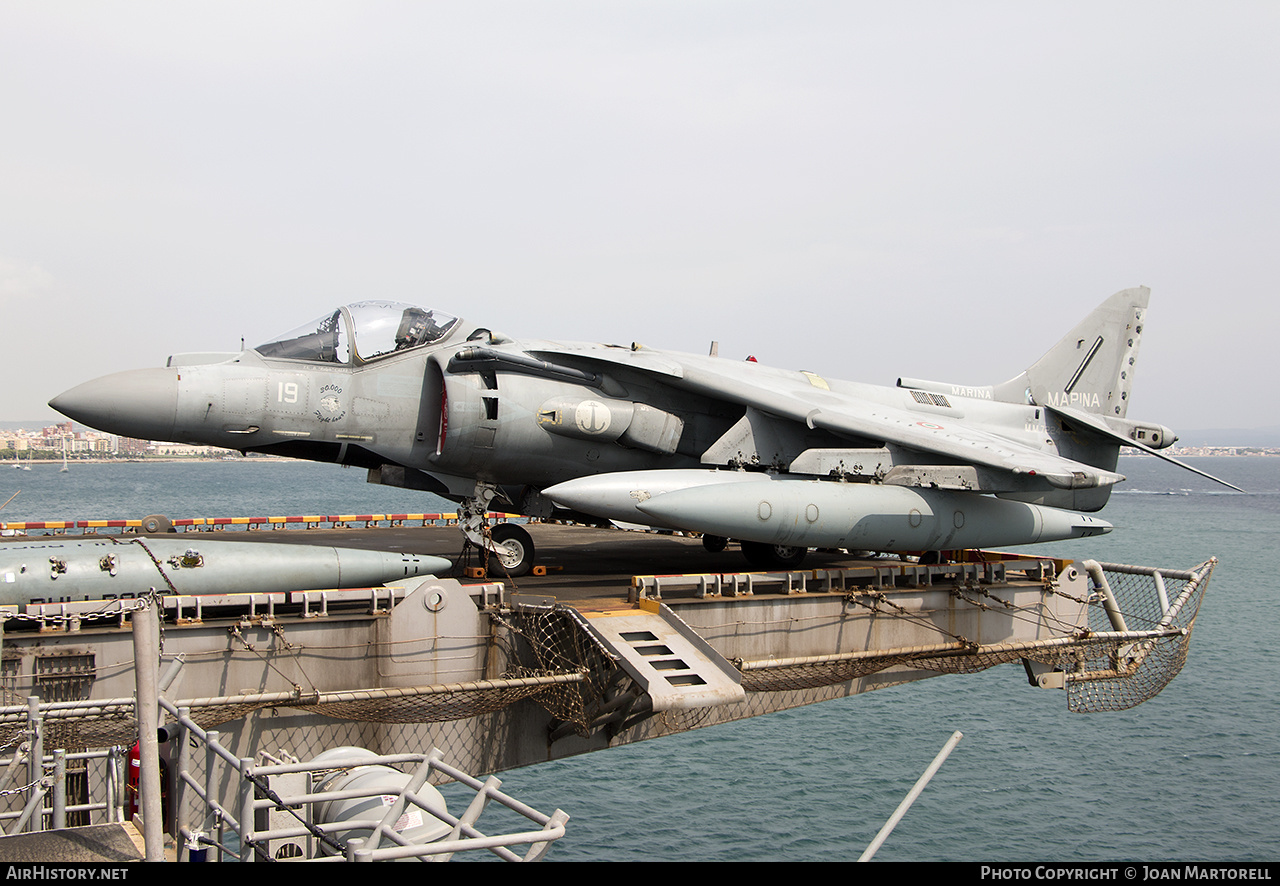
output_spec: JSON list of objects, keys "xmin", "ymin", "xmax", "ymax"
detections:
[
  {"xmin": 117, "ymin": 437, "xmax": 152, "ymax": 456},
  {"xmin": 151, "ymin": 442, "xmax": 234, "ymax": 457}
]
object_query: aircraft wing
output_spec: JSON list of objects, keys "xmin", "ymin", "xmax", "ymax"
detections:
[
  {"xmin": 529, "ymin": 344, "xmax": 687, "ymax": 379},
  {"xmin": 530, "ymin": 346, "xmax": 1124, "ymax": 490},
  {"xmin": 680, "ymin": 362, "xmax": 1123, "ymax": 489}
]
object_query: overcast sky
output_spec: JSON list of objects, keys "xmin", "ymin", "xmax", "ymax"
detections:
[{"xmin": 3, "ymin": 2, "xmax": 1277, "ymax": 432}]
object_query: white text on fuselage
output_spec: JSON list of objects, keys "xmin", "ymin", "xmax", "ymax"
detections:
[
  {"xmin": 1045, "ymin": 391, "xmax": 1102, "ymax": 409},
  {"xmin": 950, "ymin": 386, "xmax": 993, "ymax": 399}
]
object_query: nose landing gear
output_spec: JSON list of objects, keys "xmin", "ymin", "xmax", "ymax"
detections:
[
  {"xmin": 483, "ymin": 522, "xmax": 536, "ymax": 577},
  {"xmin": 460, "ymin": 482, "xmax": 536, "ymax": 577}
]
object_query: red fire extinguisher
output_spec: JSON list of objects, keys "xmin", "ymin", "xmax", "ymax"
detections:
[{"xmin": 127, "ymin": 741, "xmax": 141, "ymax": 821}]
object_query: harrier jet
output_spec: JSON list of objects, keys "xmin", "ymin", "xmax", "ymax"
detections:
[{"xmin": 51, "ymin": 287, "xmax": 1237, "ymax": 574}]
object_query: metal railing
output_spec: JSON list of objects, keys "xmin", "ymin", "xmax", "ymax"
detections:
[
  {"xmin": 0, "ymin": 742, "xmax": 124, "ymax": 836},
  {"xmin": 0, "ymin": 599, "xmax": 570, "ymax": 862},
  {"xmin": 161, "ymin": 707, "xmax": 570, "ymax": 863}
]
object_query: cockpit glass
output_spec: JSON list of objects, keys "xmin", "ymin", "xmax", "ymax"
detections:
[
  {"xmin": 346, "ymin": 302, "xmax": 459, "ymax": 362},
  {"xmin": 255, "ymin": 310, "xmax": 350, "ymax": 363}
]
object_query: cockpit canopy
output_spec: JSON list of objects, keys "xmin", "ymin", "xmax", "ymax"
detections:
[{"xmin": 255, "ymin": 302, "xmax": 460, "ymax": 364}]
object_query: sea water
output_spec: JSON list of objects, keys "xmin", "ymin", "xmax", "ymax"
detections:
[{"xmin": 2, "ymin": 457, "xmax": 1276, "ymax": 862}]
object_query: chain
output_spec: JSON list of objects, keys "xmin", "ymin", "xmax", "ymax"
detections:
[
  {"xmin": 236, "ymin": 765, "xmax": 351, "ymax": 860},
  {"xmin": 455, "ymin": 523, "xmax": 519, "ymax": 588},
  {"xmin": 108, "ymin": 536, "xmax": 179, "ymax": 595},
  {"xmin": 844, "ymin": 590, "xmax": 976, "ymax": 649},
  {"xmin": 951, "ymin": 585, "xmax": 1018, "ymax": 612},
  {"xmin": 110, "ymin": 536, "xmax": 183, "ymax": 655},
  {"xmin": 0, "ymin": 740, "xmax": 46, "ymax": 801},
  {"xmin": 0, "ymin": 775, "xmax": 44, "ymax": 800},
  {"xmin": 226, "ymin": 623, "xmax": 312, "ymax": 696}
]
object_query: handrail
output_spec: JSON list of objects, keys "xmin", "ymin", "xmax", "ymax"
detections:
[{"xmin": 0, "ymin": 511, "xmax": 524, "ymax": 536}]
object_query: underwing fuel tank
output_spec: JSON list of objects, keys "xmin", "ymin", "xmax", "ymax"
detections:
[
  {"xmin": 544, "ymin": 470, "xmax": 1112, "ymax": 552},
  {"xmin": 0, "ymin": 537, "xmax": 452, "ymax": 606}
]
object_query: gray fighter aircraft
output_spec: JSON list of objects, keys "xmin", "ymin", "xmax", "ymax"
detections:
[{"xmin": 49, "ymin": 286, "xmax": 1240, "ymax": 575}]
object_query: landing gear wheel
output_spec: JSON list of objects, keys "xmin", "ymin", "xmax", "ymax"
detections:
[
  {"xmin": 741, "ymin": 541, "xmax": 807, "ymax": 570},
  {"xmin": 485, "ymin": 523, "xmax": 536, "ymax": 577},
  {"xmin": 702, "ymin": 534, "xmax": 728, "ymax": 553}
]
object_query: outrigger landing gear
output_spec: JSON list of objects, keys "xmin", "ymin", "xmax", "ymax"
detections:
[
  {"xmin": 703, "ymin": 534, "xmax": 806, "ymax": 569},
  {"xmin": 741, "ymin": 541, "xmax": 807, "ymax": 570},
  {"xmin": 460, "ymin": 482, "xmax": 536, "ymax": 577}
]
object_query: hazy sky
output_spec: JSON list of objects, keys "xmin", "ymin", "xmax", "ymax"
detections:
[{"xmin": 3, "ymin": 2, "xmax": 1277, "ymax": 432}]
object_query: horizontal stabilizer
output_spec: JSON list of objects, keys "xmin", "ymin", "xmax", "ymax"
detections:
[{"xmin": 1047, "ymin": 405, "xmax": 1245, "ymax": 493}]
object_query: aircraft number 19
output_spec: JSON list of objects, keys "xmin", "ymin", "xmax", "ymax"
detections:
[{"xmin": 277, "ymin": 382, "xmax": 299, "ymax": 404}]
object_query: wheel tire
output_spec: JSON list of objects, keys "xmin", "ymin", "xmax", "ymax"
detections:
[
  {"xmin": 486, "ymin": 523, "xmax": 535, "ymax": 577},
  {"xmin": 741, "ymin": 541, "xmax": 807, "ymax": 570},
  {"xmin": 702, "ymin": 534, "xmax": 728, "ymax": 553},
  {"xmin": 141, "ymin": 514, "xmax": 173, "ymax": 534}
]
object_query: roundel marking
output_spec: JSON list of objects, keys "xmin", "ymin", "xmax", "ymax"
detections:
[
  {"xmin": 574, "ymin": 400, "xmax": 612, "ymax": 435},
  {"xmin": 916, "ymin": 421, "xmax": 944, "ymax": 430}
]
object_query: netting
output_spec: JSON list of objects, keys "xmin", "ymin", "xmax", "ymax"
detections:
[
  {"xmin": 2, "ymin": 703, "xmax": 138, "ymax": 755},
  {"xmin": 737, "ymin": 560, "xmax": 1215, "ymax": 712},
  {"xmin": 494, "ymin": 603, "xmax": 635, "ymax": 736},
  {"xmin": 739, "ymin": 643, "xmax": 1011, "ymax": 693},
  {"xmin": 0, "ymin": 675, "xmax": 591, "ymax": 754},
  {"xmin": 1059, "ymin": 560, "xmax": 1214, "ymax": 712},
  {"xmin": 0, "ymin": 560, "xmax": 1217, "ymax": 757}
]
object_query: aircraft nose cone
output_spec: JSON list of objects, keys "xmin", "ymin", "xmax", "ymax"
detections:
[{"xmin": 49, "ymin": 368, "xmax": 179, "ymax": 442}]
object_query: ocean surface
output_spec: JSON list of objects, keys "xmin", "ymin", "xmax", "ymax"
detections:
[{"xmin": 2, "ymin": 456, "xmax": 1276, "ymax": 863}]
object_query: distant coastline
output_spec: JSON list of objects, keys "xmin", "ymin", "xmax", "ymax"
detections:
[
  {"xmin": 5, "ymin": 450, "xmax": 1278, "ymax": 469},
  {"xmin": 1128, "ymin": 447, "xmax": 1280, "ymax": 457},
  {"xmin": 1, "ymin": 455, "xmax": 298, "ymax": 466}
]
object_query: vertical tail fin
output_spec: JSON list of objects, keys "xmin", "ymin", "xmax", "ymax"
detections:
[{"xmin": 992, "ymin": 286, "xmax": 1149, "ymax": 418}]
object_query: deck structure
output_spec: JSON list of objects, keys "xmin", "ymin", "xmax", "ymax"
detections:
[{"xmin": 0, "ymin": 523, "xmax": 1214, "ymax": 860}]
